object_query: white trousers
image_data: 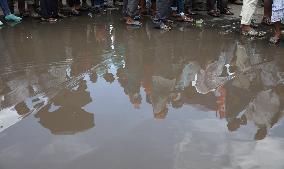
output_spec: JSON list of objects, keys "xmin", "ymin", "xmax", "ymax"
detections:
[{"xmin": 240, "ymin": 0, "xmax": 258, "ymax": 25}]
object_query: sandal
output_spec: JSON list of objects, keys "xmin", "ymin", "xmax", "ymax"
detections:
[
  {"xmin": 177, "ymin": 14, "xmax": 193, "ymax": 22},
  {"xmin": 242, "ymin": 28, "xmax": 265, "ymax": 37},
  {"xmin": 262, "ymin": 17, "xmax": 273, "ymax": 26},
  {"xmin": 269, "ymin": 36, "xmax": 280, "ymax": 44},
  {"xmin": 159, "ymin": 22, "xmax": 171, "ymax": 31},
  {"xmin": 71, "ymin": 9, "xmax": 80, "ymax": 16},
  {"xmin": 126, "ymin": 17, "xmax": 142, "ymax": 26},
  {"xmin": 221, "ymin": 8, "xmax": 234, "ymax": 15},
  {"xmin": 207, "ymin": 10, "xmax": 220, "ymax": 17},
  {"xmin": 41, "ymin": 17, "xmax": 57, "ymax": 23}
]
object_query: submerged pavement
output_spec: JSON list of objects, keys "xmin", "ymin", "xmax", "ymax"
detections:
[{"xmin": 1, "ymin": 9, "xmax": 284, "ymax": 169}]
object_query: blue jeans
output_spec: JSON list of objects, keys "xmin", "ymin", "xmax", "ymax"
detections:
[
  {"xmin": 123, "ymin": 0, "xmax": 139, "ymax": 17},
  {"xmin": 156, "ymin": 0, "xmax": 171, "ymax": 20},
  {"xmin": 0, "ymin": 0, "xmax": 11, "ymax": 16},
  {"xmin": 172, "ymin": 0, "xmax": 185, "ymax": 13}
]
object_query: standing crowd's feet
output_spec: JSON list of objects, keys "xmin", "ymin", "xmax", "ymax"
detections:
[{"xmin": 241, "ymin": 25, "xmax": 266, "ymax": 37}]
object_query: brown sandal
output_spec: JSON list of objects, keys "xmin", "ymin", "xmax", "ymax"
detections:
[
  {"xmin": 208, "ymin": 10, "xmax": 220, "ymax": 17},
  {"xmin": 177, "ymin": 14, "xmax": 193, "ymax": 22}
]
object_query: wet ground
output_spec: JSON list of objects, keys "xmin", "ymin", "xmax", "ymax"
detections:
[{"xmin": 1, "ymin": 8, "xmax": 284, "ymax": 169}]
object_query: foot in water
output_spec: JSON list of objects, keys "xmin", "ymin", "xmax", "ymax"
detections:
[
  {"xmin": 5, "ymin": 14, "xmax": 22, "ymax": 22},
  {"xmin": 126, "ymin": 17, "xmax": 142, "ymax": 26}
]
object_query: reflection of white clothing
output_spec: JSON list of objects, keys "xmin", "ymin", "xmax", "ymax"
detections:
[
  {"xmin": 241, "ymin": 0, "xmax": 258, "ymax": 25},
  {"xmin": 245, "ymin": 89, "xmax": 280, "ymax": 129}
]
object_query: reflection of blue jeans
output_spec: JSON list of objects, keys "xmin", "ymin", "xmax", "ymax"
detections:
[
  {"xmin": 0, "ymin": 0, "xmax": 11, "ymax": 16},
  {"xmin": 91, "ymin": 0, "xmax": 104, "ymax": 7}
]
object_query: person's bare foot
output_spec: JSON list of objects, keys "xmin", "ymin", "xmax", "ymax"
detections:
[{"xmin": 241, "ymin": 24, "xmax": 252, "ymax": 32}]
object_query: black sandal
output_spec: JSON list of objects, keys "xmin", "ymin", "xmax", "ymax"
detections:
[
  {"xmin": 221, "ymin": 8, "xmax": 234, "ymax": 15},
  {"xmin": 262, "ymin": 17, "xmax": 273, "ymax": 26},
  {"xmin": 208, "ymin": 10, "xmax": 220, "ymax": 17}
]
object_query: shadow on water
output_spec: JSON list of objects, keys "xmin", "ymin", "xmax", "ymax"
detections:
[{"xmin": 1, "ymin": 11, "xmax": 284, "ymax": 169}]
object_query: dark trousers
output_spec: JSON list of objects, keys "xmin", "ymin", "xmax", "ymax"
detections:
[
  {"xmin": 67, "ymin": 0, "xmax": 80, "ymax": 7},
  {"xmin": 0, "ymin": 0, "xmax": 11, "ymax": 15},
  {"xmin": 91, "ymin": 0, "xmax": 103, "ymax": 6},
  {"xmin": 207, "ymin": 0, "xmax": 227, "ymax": 11},
  {"xmin": 123, "ymin": 0, "xmax": 139, "ymax": 17},
  {"xmin": 40, "ymin": 0, "xmax": 58, "ymax": 18}
]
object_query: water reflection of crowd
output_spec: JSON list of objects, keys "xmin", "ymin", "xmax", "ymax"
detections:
[{"xmin": 1, "ymin": 20, "xmax": 284, "ymax": 140}]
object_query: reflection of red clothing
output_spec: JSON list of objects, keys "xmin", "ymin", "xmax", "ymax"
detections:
[{"xmin": 217, "ymin": 86, "xmax": 226, "ymax": 119}]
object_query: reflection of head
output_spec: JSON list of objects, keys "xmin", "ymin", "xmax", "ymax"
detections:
[
  {"xmin": 90, "ymin": 72, "xmax": 98, "ymax": 83},
  {"xmin": 103, "ymin": 72, "xmax": 115, "ymax": 83},
  {"xmin": 255, "ymin": 127, "xmax": 267, "ymax": 140},
  {"xmin": 78, "ymin": 80, "xmax": 88, "ymax": 91},
  {"xmin": 227, "ymin": 118, "xmax": 241, "ymax": 132},
  {"xmin": 130, "ymin": 93, "xmax": 142, "ymax": 109},
  {"xmin": 171, "ymin": 93, "xmax": 183, "ymax": 109},
  {"xmin": 15, "ymin": 102, "xmax": 30, "ymax": 116},
  {"xmin": 35, "ymin": 80, "xmax": 94, "ymax": 135},
  {"xmin": 36, "ymin": 105, "xmax": 95, "ymax": 135},
  {"xmin": 154, "ymin": 107, "xmax": 168, "ymax": 120}
]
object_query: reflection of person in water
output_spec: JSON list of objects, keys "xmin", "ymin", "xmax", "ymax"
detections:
[
  {"xmin": 149, "ymin": 33, "xmax": 183, "ymax": 119},
  {"xmin": 243, "ymin": 89, "xmax": 281, "ymax": 140},
  {"xmin": 225, "ymin": 42, "xmax": 284, "ymax": 139},
  {"xmin": 35, "ymin": 79, "xmax": 94, "ymax": 135},
  {"xmin": 116, "ymin": 29, "xmax": 144, "ymax": 109}
]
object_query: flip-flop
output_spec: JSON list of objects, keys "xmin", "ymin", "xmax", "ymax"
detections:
[
  {"xmin": 262, "ymin": 17, "xmax": 273, "ymax": 26},
  {"xmin": 221, "ymin": 9, "xmax": 234, "ymax": 15},
  {"xmin": 208, "ymin": 10, "xmax": 220, "ymax": 17},
  {"xmin": 177, "ymin": 15, "xmax": 193, "ymax": 22}
]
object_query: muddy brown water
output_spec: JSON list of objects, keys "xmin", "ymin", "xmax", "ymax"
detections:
[{"xmin": 1, "ymin": 12, "xmax": 284, "ymax": 169}]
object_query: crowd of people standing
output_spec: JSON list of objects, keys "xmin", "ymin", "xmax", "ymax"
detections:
[{"xmin": 0, "ymin": 0, "xmax": 283, "ymax": 43}]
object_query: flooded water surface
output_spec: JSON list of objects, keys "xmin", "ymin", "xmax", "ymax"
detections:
[{"xmin": 1, "ymin": 13, "xmax": 284, "ymax": 169}]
